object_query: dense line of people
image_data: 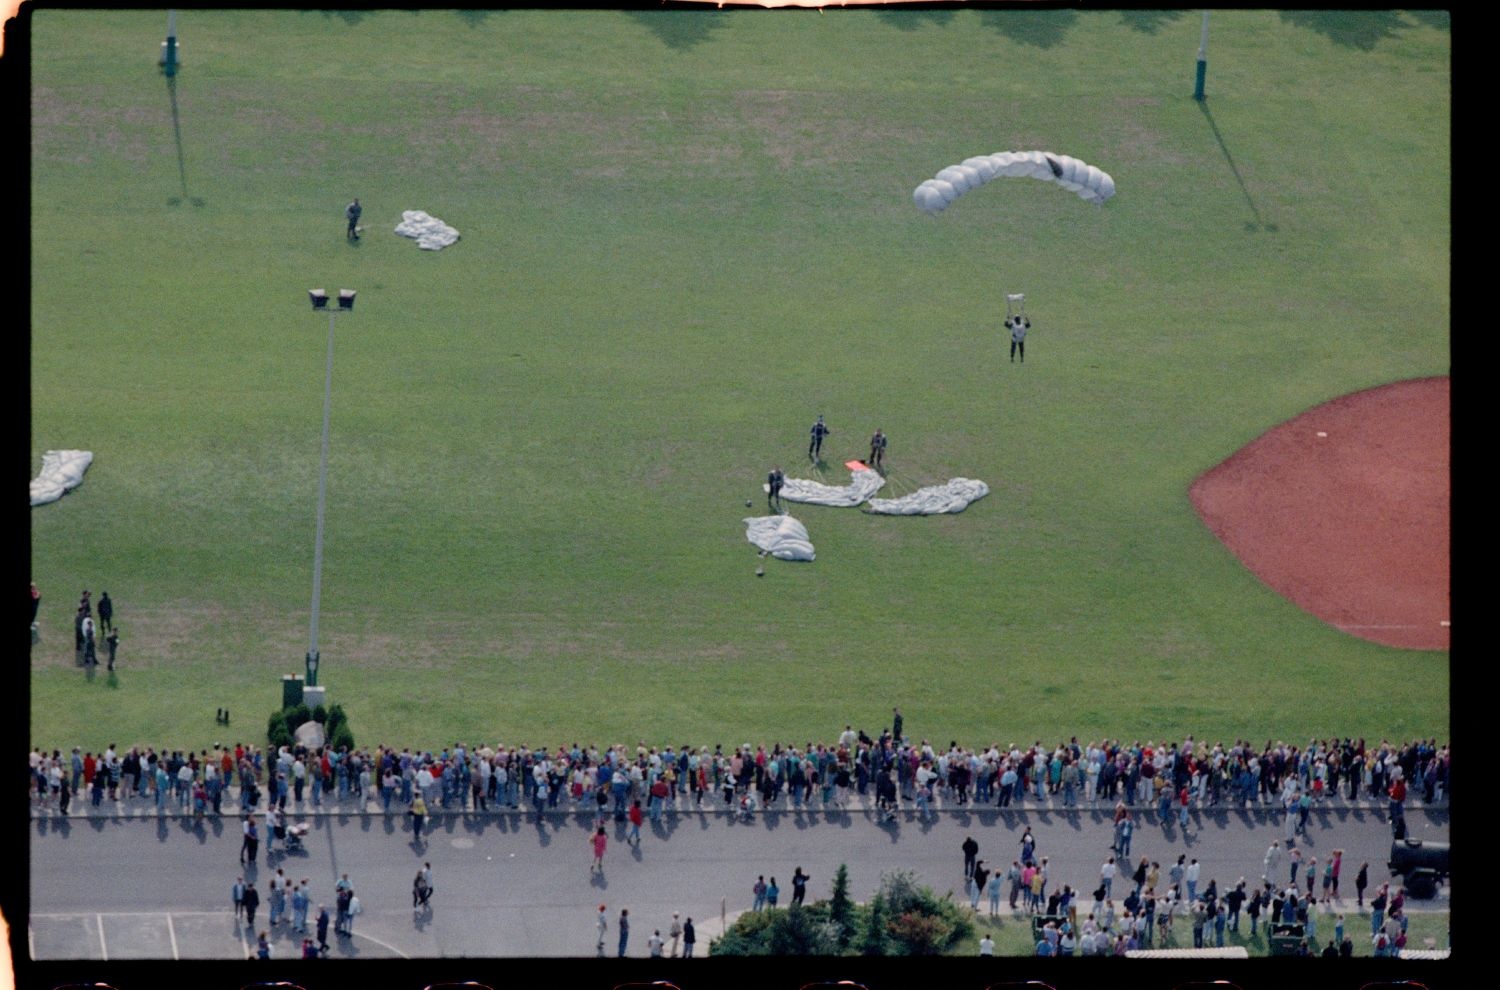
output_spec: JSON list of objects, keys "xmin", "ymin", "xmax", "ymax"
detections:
[{"xmin": 28, "ymin": 731, "xmax": 1451, "ymax": 822}]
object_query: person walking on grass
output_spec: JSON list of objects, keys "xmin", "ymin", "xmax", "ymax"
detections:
[
  {"xmin": 809, "ymin": 416, "xmax": 831, "ymax": 461},
  {"xmin": 346, "ymin": 198, "xmax": 362, "ymax": 240}
]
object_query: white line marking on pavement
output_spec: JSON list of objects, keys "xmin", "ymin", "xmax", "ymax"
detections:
[
  {"xmin": 97, "ymin": 913, "xmax": 107, "ymax": 961},
  {"xmin": 27, "ymin": 923, "xmax": 34, "ymax": 960},
  {"xmin": 166, "ymin": 912, "xmax": 180, "ymax": 960},
  {"xmin": 349, "ymin": 930, "xmax": 412, "ymax": 959}
]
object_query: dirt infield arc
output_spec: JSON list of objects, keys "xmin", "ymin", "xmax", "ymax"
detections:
[{"xmin": 1190, "ymin": 376, "xmax": 1449, "ymax": 651}]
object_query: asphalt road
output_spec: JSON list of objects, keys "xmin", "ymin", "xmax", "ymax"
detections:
[{"xmin": 29, "ymin": 803, "xmax": 1448, "ymax": 960}]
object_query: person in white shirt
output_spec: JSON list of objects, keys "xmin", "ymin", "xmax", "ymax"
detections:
[
  {"xmin": 979, "ymin": 934, "xmax": 994, "ymax": 956},
  {"xmin": 1006, "ymin": 315, "xmax": 1030, "ymax": 363}
]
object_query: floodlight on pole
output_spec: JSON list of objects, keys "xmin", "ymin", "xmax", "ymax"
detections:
[
  {"xmin": 160, "ymin": 10, "xmax": 179, "ymax": 77},
  {"xmin": 304, "ymin": 287, "xmax": 354, "ymax": 688},
  {"xmin": 1193, "ymin": 10, "xmax": 1210, "ymax": 101}
]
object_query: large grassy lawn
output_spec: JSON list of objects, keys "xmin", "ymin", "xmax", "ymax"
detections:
[{"xmin": 29, "ymin": 10, "xmax": 1449, "ymax": 753}]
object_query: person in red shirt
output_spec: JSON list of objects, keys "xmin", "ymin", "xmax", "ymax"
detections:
[
  {"xmin": 590, "ymin": 826, "xmax": 608, "ymax": 874},
  {"xmin": 1388, "ymin": 776, "xmax": 1407, "ymax": 835},
  {"xmin": 628, "ymin": 799, "xmax": 644, "ymax": 845},
  {"xmin": 649, "ymin": 776, "xmax": 670, "ymax": 823}
]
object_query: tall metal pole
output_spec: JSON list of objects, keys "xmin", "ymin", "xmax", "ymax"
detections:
[
  {"xmin": 1193, "ymin": 10, "xmax": 1210, "ymax": 101},
  {"xmin": 307, "ymin": 307, "xmax": 336, "ymax": 686},
  {"xmin": 161, "ymin": 10, "xmax": 179, "ymax": 78}
]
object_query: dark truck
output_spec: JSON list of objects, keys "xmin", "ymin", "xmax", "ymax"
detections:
[{"xmin": 1388, "ymin": 838, "xmax": 1449, "ymax": 898}]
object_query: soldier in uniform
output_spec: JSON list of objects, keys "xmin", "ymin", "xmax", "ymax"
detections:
[
  {"xmin": 868, "ymin": 429, "xmax": 887, "ymax": 469},
  {"xmin": 808, "ymin": 415, "xmax": 831, "ymax": 461},
  {"xmin": 345, "ymin": 198, "xmax": 362, "ymax": 239},
  {"xmin": 766, "ymin": 466, "xmax": 785, "ymax": 513}
]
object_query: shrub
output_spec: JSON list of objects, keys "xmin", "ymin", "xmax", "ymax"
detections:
[
  {"xmin": 829, "ymin": 864, "xmax": 854, "ymax": 947},
  {"xmin": 328, "ymin": 721, "xmax": 355, "ymax": 753},
  {"xmin": 888, "ymin": 911, "xmax": 953, "ymax": 956},
  {"xmin": 310, "ymin": 704, "xmax": 328, "ymax": 725},
  {"xmin": 283, "ymin": 703, "xmax": 311, "ymax": 732},
  {"xmin": 859, "ymin": 896, "xmax": 889, "ymax": 956},
  {"xmin": 266, "ymin": 711, "xmax": 292, "ymax": 751},
  {"xmin": 711, "ymin": 904, "xmax": 837, "ymax": 956}
]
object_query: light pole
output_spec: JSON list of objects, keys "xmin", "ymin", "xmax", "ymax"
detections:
[
  {"xmin": 305, "ymin": 288, "xmax": 355, "ymax": 688},
  {"xmin": 1193, "ymin": 10, "xmax": 1210, "ymax": 101}
]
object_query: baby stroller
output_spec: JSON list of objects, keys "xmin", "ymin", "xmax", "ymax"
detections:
[{"xmin": 283, "ymin": 821, "xmax": 311, "ymax": 853}]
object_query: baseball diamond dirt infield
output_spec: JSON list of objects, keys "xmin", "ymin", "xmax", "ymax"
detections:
[{"xmin": 1190, "ymin": 376, "xmax": 1449, "ymax": 651}]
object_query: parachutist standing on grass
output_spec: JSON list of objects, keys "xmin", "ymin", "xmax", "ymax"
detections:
[
  {"xmin": 868, "ymin": 429, "xmax": 887, "ymax": 470},
  {"xmin": 809, "ymin": 415, "xmax": 831, "ymax": 461},
  {"xmin": 767, "ymin": 466, "xmax": 785, "ymax": 513},
  {"xmin": 1007, "ymin": 315, "xmax": 1030, "ymax": 363},
  {"xmin": 345, "ymin": 198, "xmax": 362, "ymax": 240}
]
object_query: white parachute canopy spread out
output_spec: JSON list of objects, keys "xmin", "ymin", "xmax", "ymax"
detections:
[
  {"xmin": 744, "ymin": 515, "xmax": 815, "ymax": 561},
  {"xmin": 913, "ymin": 151, "xmax": 1116, "ymax": 214},
  {"xmin": 763, "ymin": 467, "xmax": 886, "ymax": 508},
  {"xmin": 30, "ymin": 450, "xmax": 93, "ymax": 506},
  {"xmin": 395, "ymin": 210, "xmax": 461, "ymax": 250},
  {"xmin": 865, "ymin": 478, "xmax": 990, "ymax": 516}
]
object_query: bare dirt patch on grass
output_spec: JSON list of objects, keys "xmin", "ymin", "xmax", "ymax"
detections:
[{"xmin": 1190, "ymin": 376, "xmax": 1449, "ymax": 650}]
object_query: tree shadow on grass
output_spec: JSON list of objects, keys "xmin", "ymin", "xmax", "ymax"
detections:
[
  {"xmin": 625, "ymin": 10, "xmax": 728, "ymax": 52},
  {"xmin": 454, "ymin": 10, "xmax": 497, "ymax": 29},
  {"xmin": 874, "ymin": 9, "xmax": 957, "ymax": 32},
  {"xmin": 1407, "ymin": 10, "xmax": 1450, "ymax": 31},
  {"xmin": 976, "ymin": 8, "xmax": 1079, "ymax": 50},
  {"xmin": 1118, "ymin": 10, "xmax": 1187, "ymax": 35},
  {"xmin": 1278, "ymin": 10, "xmax": 1407, "ymax": 52}
]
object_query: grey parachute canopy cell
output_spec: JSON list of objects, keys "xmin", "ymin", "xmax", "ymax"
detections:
[{"xmin": 913, "ymin": 151, "xmax": 1116, "ymax": 214}]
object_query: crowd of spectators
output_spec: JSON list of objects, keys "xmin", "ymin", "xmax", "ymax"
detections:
[{"xmin": 28, "ymin": 732, "xmax": 1449, "ymax": 821}]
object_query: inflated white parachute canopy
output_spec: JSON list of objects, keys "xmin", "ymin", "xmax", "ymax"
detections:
[{"xmin": 914, "ymin": 151, "xmax": 1116, "ymax": 213}]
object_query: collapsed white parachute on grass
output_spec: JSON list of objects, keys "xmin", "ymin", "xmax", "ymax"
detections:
[
  {"xmin": 763, "ymin": 467, "xmax": 886, "ymax": 508},
  {"xmin": 865, "ymin": 478, "xmax": 990, "ymax": 516},
  {"xmin": 913, "ymin": 151, "xmax": 1116, "ymax": 214},
  {"xmin": 30, "ymin": 450, "xmax": 93, "ymax": 506},
  {"xmin": 395, "ymin": 210, "xmax": 460, "ymax": 250},
  {"xmin": 744, "ymin": 514, "xmax": 815, "ymax": 561}
]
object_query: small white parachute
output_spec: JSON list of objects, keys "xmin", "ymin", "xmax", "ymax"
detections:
[
  {"xmin": 744, "ymin": 514, "xmax": 815, "ymax": 561},
  {"xmin": 914, "ymin": 151, "xmax": 1116, "ymax": 214},
  {"xmin": 865, "ymin": 478, "xmax": 990, "ymax": 516}
]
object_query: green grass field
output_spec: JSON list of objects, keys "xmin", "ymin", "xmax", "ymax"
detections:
[{"xmin": 29, "ymin": 10, "xmax": 1450, "ymax": 754}]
